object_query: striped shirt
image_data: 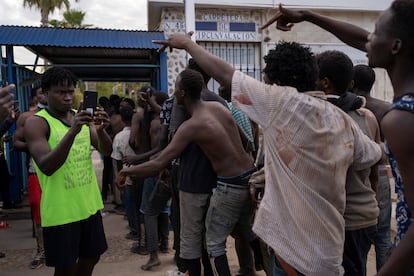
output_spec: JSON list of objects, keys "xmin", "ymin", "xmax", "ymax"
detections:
[
  {"xmin": 231, "ymin": 71, "xmax": 382, "ymax": 276},
  {"xmin": 227, "ymin": 101, "xmax": 254, "ymax": 143}
]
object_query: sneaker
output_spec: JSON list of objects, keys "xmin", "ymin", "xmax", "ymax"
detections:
[
  {"xmin": 30, "ymin": 251, "xmax": 45, "ymax": 269},
  {"xmin": 166, "ymin": 269, "xmax": 189, "ymax": 276}
]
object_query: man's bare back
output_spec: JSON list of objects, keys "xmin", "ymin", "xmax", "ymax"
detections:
[{"xmin": 180, "ymin": 101, "xmax": 253, "ymax": 177}]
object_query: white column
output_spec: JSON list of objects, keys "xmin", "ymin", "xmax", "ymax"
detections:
[{"xmin": 185, "ymin": 0, "xmax": 196, "ymax": 43}]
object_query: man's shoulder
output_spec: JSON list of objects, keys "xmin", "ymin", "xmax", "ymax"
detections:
[
  {"xmin": 17, "ymin": 110, "xmax": 38, "ymax": 125},
  {"xmin": 366, "ymin": 97, "xmax": 390, "ymax": 113}
]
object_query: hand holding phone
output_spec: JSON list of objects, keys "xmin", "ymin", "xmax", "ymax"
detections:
[{"xmin": 83, "ymin": 91, "xmax": 98, "ymax": 115}]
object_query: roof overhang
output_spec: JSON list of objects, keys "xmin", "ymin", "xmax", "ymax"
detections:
[{"xmin": 0, "ymin": 25, "xmax": 165, "ymax": 81}]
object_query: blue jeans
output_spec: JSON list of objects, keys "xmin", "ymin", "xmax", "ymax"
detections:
[
  {"xmin": 374, "ymin": 166, "xmax": 392, "ymax": 270},
  {"xmin": 122, "ymin": 182, "xmax": 138, "ymax": 234},
  {"xmin": 205, "ymin": 182, "xmax": 251, "ymax": 257},
  {"xmin": 140, "ymin": 177, "xmax": 169, "ymax": 214}
]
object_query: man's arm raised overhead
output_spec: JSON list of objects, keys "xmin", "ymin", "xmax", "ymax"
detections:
[
  {"xmin": 261, "ymin": 4, "xmax": 369, "ymax": 52},
  {"xmin": 153, "ymin": 32, "xmax": 235, "ymax": 92}
]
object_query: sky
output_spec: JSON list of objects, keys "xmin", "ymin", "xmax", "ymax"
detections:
[
  {"xmin": 0, "ymin": 0, "xmax": 148, "ymax": 30},
  {"xmin": 0, "ymin": 0, "xmax": 148, "ymax": 64}
]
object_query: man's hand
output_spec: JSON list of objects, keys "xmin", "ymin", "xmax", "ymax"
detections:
[
  {"xmin": 261, "ymin": 3, "xmax": 307, "ymax": 31},
  {"xmin": 9, "ymin": 102, "xmax": 20, "ymax": 122},
  {"xmin": 249, "ymin": 168, "xmax": 266, "ymax": 209},
  {"xmin": 138, "ymin": 88, "xmax": 151, "ymax": 102},
  {"xmin": 116, "ymin": 170, "xmax": 127, "ymax": 190},
  {"xmin": 122, "ymin": 155, "xmax": 141, "ymax": 166},
  {"xmin": 153, "ymin": 31, "xmax": 194, "ymax": 53},
  {"xmin": 0, "ymin": 84, "xmax": 15, "ymax": 122},
  {"xmin": 93, "ymin": 107, "xmax": 110, "ymax": 131},
  {"xmin": 71, "ymin": 109, "xmax": 93, "ymax": 134}
]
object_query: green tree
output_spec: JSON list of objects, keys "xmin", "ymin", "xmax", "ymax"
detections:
[
  {"xmin": 50, "ymin": 9, "xmax": 92, "ymax": 28},
  {"xmin": 23, "ymin": 0, "xmax": 78, "ymax": 27}
]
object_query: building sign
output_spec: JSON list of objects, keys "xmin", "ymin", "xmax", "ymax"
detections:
[
  {"xmin": 195, "ymin": 10, "xmax": 260, "ymax": 42},
  {"xmin": 163, "ymin": 9, "xmax": 261, "ymax": 42},
  {"xmin": 194, "ymin": 21, "xmax": 257, "ymax": 41}
]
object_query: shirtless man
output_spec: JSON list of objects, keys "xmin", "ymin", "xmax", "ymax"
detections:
[
  {"xmin": 138, "ymin": 91, "xmax": 170, "ymax": 271},
  {"xmin": 118, "ymin": 69, "xmax": 255, "ymax": 275},
  {"xmin": 13, "ymin": 84, "xmax": 47, "ymax": 269}
]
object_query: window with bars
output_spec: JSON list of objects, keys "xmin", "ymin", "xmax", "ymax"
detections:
[{"xmin": 198, "ymin": 41, "xmax": 262, "ymax": 92}]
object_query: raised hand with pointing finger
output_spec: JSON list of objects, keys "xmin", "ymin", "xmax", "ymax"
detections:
[
  {"xmin": 153, "ymin": 31, "xmax": 194, "ymax": 53},
  {"xmin": 261, "ymin": 3, "xmax": 307, "ymax": 31}
]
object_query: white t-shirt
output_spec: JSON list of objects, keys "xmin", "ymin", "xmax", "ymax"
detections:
[
  {"xmin": 111, "ymin": 126, "xmax": 135, "ymax": 185},
  {"xmin": 231, "ymin": 71, "xmax": 381, "ymax": 276}
]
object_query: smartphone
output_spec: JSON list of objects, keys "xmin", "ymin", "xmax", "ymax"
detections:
[{"xmin": 83, "ymin": 91, "xmax": 98, "ymax": 114}]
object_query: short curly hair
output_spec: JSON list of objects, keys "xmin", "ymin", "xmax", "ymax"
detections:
[
  {"xmin": 41, "ymin": 67, "xmax": 77, "ymax": 91},
  {"xmin": 316, "ymin": 50, "xmax": 353, "ymax": 94},
  {"xmin": 178, "ymin": 69, "xmax": 204, "ymax": 100},
  {"xmin": 352, "ymin": 64, "xmax": 375, "ymax": 93},
  {"xmin": 263, "ymin": 41, "xmax": 318, "ymax": 92}
]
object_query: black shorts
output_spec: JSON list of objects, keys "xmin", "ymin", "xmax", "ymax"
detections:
[{"xmin": 43, "ymin": 211, "xmax": 108, "ymax": 268}]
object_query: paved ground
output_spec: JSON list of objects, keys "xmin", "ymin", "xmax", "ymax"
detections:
[
  {"xmin": 0, "ymin": 202, "xmax": 264, "ymax": 276},
  {"xmin": 0, "ymin": 150, "xmax": 395, "ymax": 275}
]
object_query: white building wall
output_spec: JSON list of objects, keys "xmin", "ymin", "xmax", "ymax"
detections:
[
  {"xmin": 149, "ymin": 0, "xmax": 391, "ymax": 11},
  {"xmin": 151, "ymin": 2, "xmax": 393, "ymax": 101}
]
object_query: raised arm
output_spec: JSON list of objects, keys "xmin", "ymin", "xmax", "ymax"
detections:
[
  {"xmin": 153, "ymin": 32, "xmax": 235, "ymax": 91},
  {"xmin": 129, "ymin": 108, "xmax": 144, "ymax": 151},
  {"xmin": 261, "ymin": 4, "xmax": 369, "ymax": 52}
]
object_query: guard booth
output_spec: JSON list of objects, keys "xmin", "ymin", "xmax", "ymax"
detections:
[{"xmin": 0, "ymin": 25, "xmax": 167, "ymax": 203}]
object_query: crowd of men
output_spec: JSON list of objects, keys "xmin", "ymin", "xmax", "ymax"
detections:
[{"xmin": 1, "ymin": 0, "xmax": 414, "ymax": 275}]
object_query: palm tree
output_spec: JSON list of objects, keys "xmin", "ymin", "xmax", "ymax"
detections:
[
  {"xmin": 23, "ymin": 0, "xmax": 79, "ymax": 26},
  {"xmin": 50, "ymin": 9, "xmax": 92, "ymax": 28}
]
